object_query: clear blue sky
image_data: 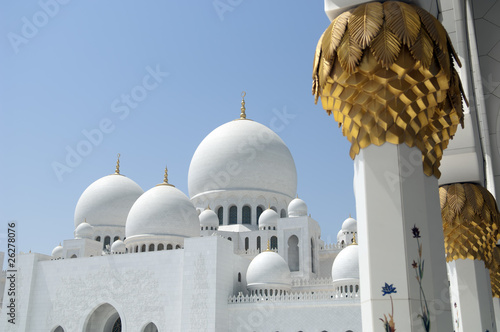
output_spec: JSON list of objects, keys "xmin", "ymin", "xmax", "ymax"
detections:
[{"xmin": 0, "ymin": 0, "xmax": 356, "ymax": 259}]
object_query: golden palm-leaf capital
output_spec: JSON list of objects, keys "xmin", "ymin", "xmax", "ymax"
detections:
[
  {"xmin": 439, "ymin": 183, "xmax": 500, "ymax": 263},
  {"xmin": 312, "ymin": 1, "xmax": 467, "ymax": 178}
]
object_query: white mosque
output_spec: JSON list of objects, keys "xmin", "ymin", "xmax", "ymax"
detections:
[
  {"xmin": 3, "ymin": 0, "xmax": 500, "ymax": 331},
  {"xmin": 1, "ymin": 98, "xmax": 363, "ymax": 332}
]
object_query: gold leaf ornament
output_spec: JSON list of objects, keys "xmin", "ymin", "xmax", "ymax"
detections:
[
  {"xmin": 312, "ymin": 1, "xmax": 466, "ymax": 178},
  {"xmin": 440, "ymin": 183, "xmax": 500, "ymax": 263}
]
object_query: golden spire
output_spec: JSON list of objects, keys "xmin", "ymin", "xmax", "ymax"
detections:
[
  {"xmin": 240, "ymin": 91, "xmax": 246, "ymax": 119},
  {"xmin": 114, "ymin": 153, "xmax": 121, "ymax": 175},
  {"xmin": 156, "ymin": 165, "xmax": 175, "ymax": 187},
  {"xmin": 266, "ymin": 240, "xmax": 271, "ymax": 251},
  {"xmin": 206, "ymin": 205, "xmax": 211, "ymax": 210},
  {"xmin": 351, "ymin": 233, "xmax": 357, "ymax": 245}
]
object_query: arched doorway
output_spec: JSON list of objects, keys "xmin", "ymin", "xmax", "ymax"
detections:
[
  {"xmin": 84, "ymin": 303, "xmax": 122, "ymax": 332},
  {"xmin": 52, "ymin": 326, "xmax": 64, "ymax": 332},
  {"xmin": 143, "ymin": 322, "xmax": 159, "ymax": 332}
]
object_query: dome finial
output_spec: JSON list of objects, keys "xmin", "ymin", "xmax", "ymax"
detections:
[
  {"xmin": 163, "ymin": 165, "xmax": 169, "ymax": 184},
  {"xmin": 351, "ymin": 233, "xmax": 357, "ymax": 245},
  {"xmin": 266, "ymin": 240, "xmax": 271, "ymax": 251},
  {"xmin": 157, "ymin": 165, "xmax": 175, "ymax": 187},
  {"xmin": 114, "ymin": 153, "xmax": 121, "ymax": 174},
  {"xmin": 240, "ymin": 91, "xmax": 246, "ymax": 119}
]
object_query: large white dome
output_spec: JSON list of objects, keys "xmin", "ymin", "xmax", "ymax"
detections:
[
  {"xmin": 188, "ymin": 119, "xmax": 297, "ymax": 199},
  {"xmin": 331, "ymin": 244, "xmax": 359, "ymax": 282},
  {"xmin": 342, "ymin": 217, "xmax": 357, "ymax": 233},
  {"xmin": 246, "ymin": 251, "xmax": 292, "ymax": 292},
  {"xmin": 125, "ymin": 184, "xmax": 199, "ymax": 239},
  {"xmin": 74, "ymin": 174, "xmax": 144, "ymax": 228}
]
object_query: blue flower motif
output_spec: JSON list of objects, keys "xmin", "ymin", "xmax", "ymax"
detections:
[{"xmin": 381, "ymin": 283, "xmax": 397, "ymax": 296}]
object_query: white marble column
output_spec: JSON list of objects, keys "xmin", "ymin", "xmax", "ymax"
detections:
[
  {"xmin": 354, "ymin": 143, "xmax": 452, "ymax": 331},
  {"xmin": 448, "ymin": 259, "xmax": 496, "ymax": 331}
]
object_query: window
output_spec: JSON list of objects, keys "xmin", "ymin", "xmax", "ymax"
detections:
[
  {"xmin": 271, "ymin": 206, "xmax": 277, "ymax": 212},
  {"xmin": 217, "ymin": 206, "xmax": 223, "ymax": 225},
  {"xmin": 228, "ymin": 237, "xmax": 232, "ymax": 241},
  {"xmin": 229, "ymin": 205, "xmax": 237, "ymax": 224},
  {"xmin": 143, "ymin": 322, "xmax": 158, "ymax": 332},
  {"xmin": 257, "ymin": 236, "xmax": 261, "ymax": 251},
  {"xmin": 70, "ymin": 254, "xmax": 77, "ymax": 258},
  {"xmin": 288, "ymin": 235, "xmax": 299, "ymax": 271},
  {"xmin": 167, "ymin": 244, "xmax": 173, "ymax": 250},
  {"xmin": 141, "ymin": 244, "xmax": 146, "ymax": 252},
  {"xmin": 104, "ymin": 236, "xmax": 111, "ymax": 249},
  {"xmin": 238, "ymin": 272, "xmax": 241, "ymax": 282},
  {"xmin": 113, "ymin": 236, "xmax": 119, "ymax": 242},
  {"xmin": 257, "ymin": 206, "xmax": 264, "ymax": 222},
  {"xmin": 311, "ymin": 238, "xmax": 316, "ymax": 273},
  {"xmin": 270, "ymin": 236, "xmax": 278, "ymax": 250},
  {"xmin": 95, "ymin": 236, "xmax": 101, "ymax": 242},
  {"xmin": 176, "ymin": 245, "xmax": 181, "ymax": 249},
  {"xmin": 158, "ymin": 244, "xmax": 164, "ymax": 251},
  {"xmin": 280, "ymin": 209, "xmax": 286, "ymax": 218},
  {"xmin": 242, "ymin": 206, "xmax": 251, "ymax": 224},
  {"xmin": 149, "ymin": 244, "xmax": 155, "ymax": 251},
  {"xmin": 245, "ymin": 237, "xmax": 249, "ymax": 251},
  {"xmin": 135, "ymin": 245, "xmax": 138, "ymax": 253}
]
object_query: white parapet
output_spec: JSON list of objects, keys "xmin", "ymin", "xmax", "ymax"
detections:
[{"xmin": 354, "ymin": 143, "xmax": 452, "ymax": 331}]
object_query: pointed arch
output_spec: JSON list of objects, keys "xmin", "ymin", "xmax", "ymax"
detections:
[
  {"xmin": 84, "ymin": 303, "xmax": 122, "ymax": 332},
  {"xmin": 142, "ymin": 322, "xmax": 158, "ymax": 332}
]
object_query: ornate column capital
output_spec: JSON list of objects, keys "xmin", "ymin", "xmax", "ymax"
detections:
[{"xmin": 313, "ymin": 1, "xmax": 467, "ymax": 177}]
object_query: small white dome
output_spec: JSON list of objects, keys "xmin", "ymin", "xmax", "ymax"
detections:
[
  {"xmin": 125, "ymin": 184, "xmax": 199, "ymax": 239},
  {"xmin": 258, "ymin": 208, "xmax": 279, "ymax": 228},
  {"xmin": 331, "ymin": 243, "xmax": 359, "ymax": 282},
  {"xmin": 52, "ymin": 245, "xmax": 63, "ymax": 259},
  {"xmin": 288, "ymin": 197, "xmax": 307, "ymax": 217},
  {"xmin": 342, "ymin": 217, "xmax": 357, "ymax": 232},
  {"xmin": 74, "ymin": 174, "xmax": 144, "ymax": 229},
  {"xmin": 74, "ymin": 222, "xmax": 94, "ymax": 239},
  {"xmin": 337, "ymin": 229, "xmax": 343, "ymax": 242},
  {"xmin": 111, "ymin": 239, "xmax": 126, "ymax": 253},
  {"xmin": 199, "ymin": 209, "xmax": 219, "ymax": 227},
  {"xmin": 247, "ymin": 251, "xmax": 292, "ymax": 292}
]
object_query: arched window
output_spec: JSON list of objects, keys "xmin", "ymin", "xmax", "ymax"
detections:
[
  {"xmin": 104, "ymin": 236, "xmax": 111, "ymax": 249},
  {"xmin": 135, "ymin": 245, "xmax": 138, "ymax": 253},
  {"xmin": 270, "ymin": 206, "xmax": 277, "ymax": 212},
  {"xmin": 280, "ymin": 209, "xmax": 286, "ymax": 218},
  {"xmin": 141, "ymin": 244, "xmax": 146, "ymax": 252},
  {"xmin": 113, "ymin": 236, "xmax": 119, "ymax": 242},
  {"xmin": 217, "ymin": 206, "xmax": 223, "ymax": 225},
  {"xmin": 176, "ymin": 245, "xmax": 181, "ymax": 249},
  {"xmin": 270, "ymin": 236, "xmax": 278, "ymax": 250},
  {"xmin": 238, "ymin": 272, "xmax": 241, "ymax": 282},
  {"xmin": 311, "ymin": 238, "xmax": 316, "ymax": 273},
  {"xmin": 229, "ymin": 205, "xmax": 237, "ymax": 224},
  {"xmin": 70, "ymin": 254, "xmax": 77, "ymax": 258},
  {"xmin": 257, "ymin": 236, "xmax": 261, "ymax": 251},
  {"xmin": 158, "ymin": 244, "xmax": 164, "ymax": 251},
  {"xmin": 287, "ymin": 235, "xmax": 299, "ymax": 271},
  {"xmin": 256, "ymin": 206, "xmax": 264, "ymax": 223},
  {"xmin": 95, "ymin": 236, "xmax": 101, "ymax": 242},
  {"xmin": 143, "ymin": 322, "xmax": 159, "ymax": 332},
  {"xmin": 245, "ymin": 237, "xmax": 249, "ymax": 251},
  {"xmin": 242, "ymin": 206, "xmax": 251, "ymax": 224},
  {"xmin": 53, "ymin": 326, "xmax": 64, "ymax": 332},
  {"xmin": 228, "ymin": 237, "xmax": 232, "ymax": 241},
  {"xmin": 149, "ymin": 244, "xmax": 155, "ymax": 251},
  {"xmin": 167, "ymin": 244, "xmax": 173, "ymax": 250}
]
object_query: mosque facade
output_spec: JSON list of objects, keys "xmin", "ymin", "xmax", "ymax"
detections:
[{"xmin": 3, "ymin": 0, "xmax": 500, "ymax": 331}]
